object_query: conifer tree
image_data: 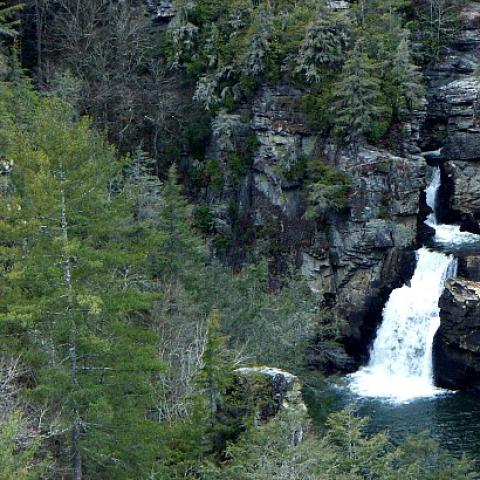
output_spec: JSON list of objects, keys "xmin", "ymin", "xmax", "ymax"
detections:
[
  {"xmin": 0, "ymin": 2, "xmax": 22, "ymax": 38},
  {"xmin": 0, "ymin": 412, "xmax": 48, "ymax": 479},
  {"xmin": 197, "ymin": 308, "xmax": 236, "ymax": 453},
  {"xmin": 331, "ymin": 40, "xmax": 381, "ymax": 144},
  {"xmin": 0, "ymin": 82, "xmax": 163, "ymax": 479},
  {"xmin": 295, "ymin": 15, "xmax": 349, "ymax": 83},
  {"xmin": 389, "ymin": 35, "xmax": 424, "ymax": 116}
]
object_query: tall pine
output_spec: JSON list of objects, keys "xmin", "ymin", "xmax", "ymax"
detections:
[
  {"xmin": 0, "ymin": 80, "xmax": 163, "ymax": 479},
  {"xmin": 331, "ymin": 40, "xmax": 381, "ymax": 144}
]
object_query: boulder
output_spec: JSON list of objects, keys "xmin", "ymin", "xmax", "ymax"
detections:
[
  {"xmin": 433, "ymin": 278, "xmax": 480, "ymax": 391},
  {"xmin": 458, "ymin": 254, "xmax": 480, "ymax": 281},
  {"xmin": 234, "ymin": 367, "xmax": 306, "ymax": 419},
  {"xmin": 146, "ymin": 0, "xmax": 174, "ymax": 20}
]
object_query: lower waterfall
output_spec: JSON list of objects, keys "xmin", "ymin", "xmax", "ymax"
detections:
[
  {"xmin": 349, "ymin": 248, "xmax": 456, "ymax": 402},
  {"xmin": 349, "ymin": 167, "xmax": 459, "ymax": 403}
]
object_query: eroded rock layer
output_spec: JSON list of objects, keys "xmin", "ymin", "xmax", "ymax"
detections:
[{"xmin": 434, "ymin": 277, "xmax": 480, "ymax": 391}]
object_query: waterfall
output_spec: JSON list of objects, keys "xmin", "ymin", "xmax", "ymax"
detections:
[
  {"xmin": 425, "ymin": 167, "xmax": 441, "ymax": 226},
  {"xmin": 349, "ymin": 248, "xmax": 456, "ymax": 402},
  {"xmin": 349, "ymin": 167, "xmax": 458, "ymax": 403},
  {"xmin": 426, "ymin": 167, "xmax": 480, "ymax": 247}
]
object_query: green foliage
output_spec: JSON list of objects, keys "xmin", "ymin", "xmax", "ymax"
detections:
[
  {"xmin": 283, "ymin": 154, "xmax": 308, "ymax": 181},
  {"xmin": 202, "ymin": 408, "xmax": 478, "ymax": 480},
  {"xmin": 0, "ymin": 2, "xmax": 22, "ymax": 38},
  {"xmin": 331, "ymin": 40, "xmax": 384, "ymax": 143},
  {"xmin": 196, "ymin": 308, "xmax": 238, "ymax": 453},
  {"xmin": 170, "ymin": 0, "xmax": 424, "ymax": 146},
  {"xmin": 412, "ymin": 0, "xmax": 462, "ymax": 62},
  {"xmin": 304, "ymin": 159, "xmax": 352, "ymax": 221},
  {"xmin": 193, "ymin": 202, "xmax": 215, "ymax": 234},
  {"xmin": 294, "ymin": 14, "xmax": 350, "ymax": 83},
  {"xmin": 0, "ymin": 80, "xmax": 164, "ymax": 478},
  {"xmin": 211, "ymin": 263, "xmax": 320, "ymax": 372},
  {"xmin": 171, "ymin": 0, "xmax": 338, "ymax": 109},
  {"xmin": 0, "ymin": 412, "xmax": 49, "ymax": 479}
]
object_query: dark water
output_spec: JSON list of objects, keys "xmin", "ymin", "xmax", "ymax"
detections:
[{"xmin": 305, "ymin": 377, "xmax": 480, "ymax": 457}]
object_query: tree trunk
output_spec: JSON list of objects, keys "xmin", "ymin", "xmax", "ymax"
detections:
[
  {"xmin": 60, "ymin": 167, "xmax": 82, "ymax": 480},
  {"xmin": 35, "ymin": 0, "xmax": 43, "ymax": 84}
]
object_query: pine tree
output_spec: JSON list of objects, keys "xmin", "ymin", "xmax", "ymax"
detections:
[
  {"xmin": 389, "ymin": 35, "xmax": 424, "ymax": 117},
  {"xmin": 154, "ymin": 164, "xmax": 206, "ymax": 282},
  {"xmin": 295, "ymin": 15, "xmax": 349, "ymax": 83},
  {"xmin": 0, "ymin": 2, "xmax": 22, "ymax": 38},
  {"xmin": 196, "ymin": 308, "xmax": 236, "ymax": 453},
  {"xmin": 0, "ymin": 83, "xmax": 163, "ymax": 479},
  {"xmin": 331, "ymin": 40, "xmax": 382, "ymax": 144}
]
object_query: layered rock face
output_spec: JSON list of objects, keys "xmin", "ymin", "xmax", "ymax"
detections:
[
  {"xmin": 252, "ymin": 88, "xmax": 424, "ymax": 363},
  {"xmin": 302, "ymin": 147, "xmax": 421, "ymax": 360},
  {"xmin": 426, "ymin": 3, "xmax": 480, "ymax": 392},
  {"xmin": 207, "ymin": 85, "xmax": 424, "ymax": 366},
  {"xmin": 423, "ymin": 2, "xmax": 480, "ymax": 231},
  {"xmin": 434, "ymin": 276, "xmax": 480, "ymax": 391}
]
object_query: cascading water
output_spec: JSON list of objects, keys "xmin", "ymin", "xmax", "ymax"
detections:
[
  {"xmin": 426, "ymin": 167, "xmax": 480, "ymax": 247},
  {"xmin": 349, "ymin": 248, "xmax": 456, "ymax": 402},
  {"xmin": 349, "ymin": 166, "xmax": 460, "ymax": 403}
]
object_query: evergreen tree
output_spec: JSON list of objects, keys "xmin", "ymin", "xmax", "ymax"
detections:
[
  {"xmin": 389, "ymin": 35, "xmax": 424, "ymax": 117},
  {"xmin": 331, "ymin": 40, "xmax": 382, "ymax": 144},
  {"xmin": 240, "ymin": 6, "xmax": 273, "ymax": 78},
  {"xmin": 197, "ymin": 308, "xmax": 236, "ymax": 453},
  {"xmin": 295, "ymin": 15, "xmax": 349, "ymax": 83},
  {"xmin": 416, "ymin": 0, "xmax": 460, "ymax": 61},
  {"xmin": 0, "ymin": 82, "xmax": 163, "ymax": 479},
  {"xmin": 0, "ymin": 2, "xmax": 22, "ymax": 38}
]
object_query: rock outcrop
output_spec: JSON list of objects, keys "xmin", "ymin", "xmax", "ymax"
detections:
[
  {"xmin": 458, "ymin": 254, "xmax": 480, "ymax": 281},
  {"xmin": 234, "ymin": 367, "xmax": 307, "ymax": 420},
  {"xmin": 434, "ymin": 278, "xmax": 480, "ymax": 391},
  {"xmin": 146, "ymin": 0, "xmax": 174, "ymax": 20},
  {"xmin": 234, "ymin": 367, "xmax": 306, "ymax": 444},
  {"xmin": 423, "ymin": 2, "xmax": 480, "ymax": 232}
]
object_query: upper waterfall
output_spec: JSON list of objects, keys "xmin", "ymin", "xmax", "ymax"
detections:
[{"xmin": 426, "ymin": 167, "xmax": 480, "ymax": 248}]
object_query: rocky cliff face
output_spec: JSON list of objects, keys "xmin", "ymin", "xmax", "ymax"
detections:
[
  {"xmin": 206, "ymin": 85, "xmax": 424, "ymax": 367},
  {"xmin": 423, "ymin": 2, "xmax": 480, "ymax": 232},
  {"xmin": 425, "ymin": 3, "xmax": 480, "ymax": 393},
  {"xmin": 434, "ymin": 276, "xmax": 480, "ymax": 391}
]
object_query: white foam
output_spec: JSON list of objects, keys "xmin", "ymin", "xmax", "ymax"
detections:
[
  {"xmin": 425, "ymin": 167, "xmax": 480, "ymax": 247},
  {"xmin": 349, "ymin": 248, "xmax": 456, "ymax": 403},
  {"xmin": 349, "ymin": 167, "xmax": 470, "ymax": 403}
]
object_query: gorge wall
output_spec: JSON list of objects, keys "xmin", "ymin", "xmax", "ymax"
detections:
[
  {"xmin": 424, "ymin": 1, "xmax": 480, "ymax": 390},
  {"xmin": 423, "ymin": 1, "xmax": 480, "ymax": 232},
  {"xmin": 205, "ymin": 83, "xmax": 424, "ymax": 368},
  {"xmin": 199, "ymin": 1, "xmax": 480, "ymax": 375}
]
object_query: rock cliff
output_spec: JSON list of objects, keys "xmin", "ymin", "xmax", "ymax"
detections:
[
  {"xmin": 206, "ymin": 85, "xmax": 424, "ymax": 367},
  {"xmin": 423, "ymin": 2, "xmax": 480, "ymax": 232},
  {"xmin": 434, "ymin": 277, "xmax": 480, "ymax": 391}
]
